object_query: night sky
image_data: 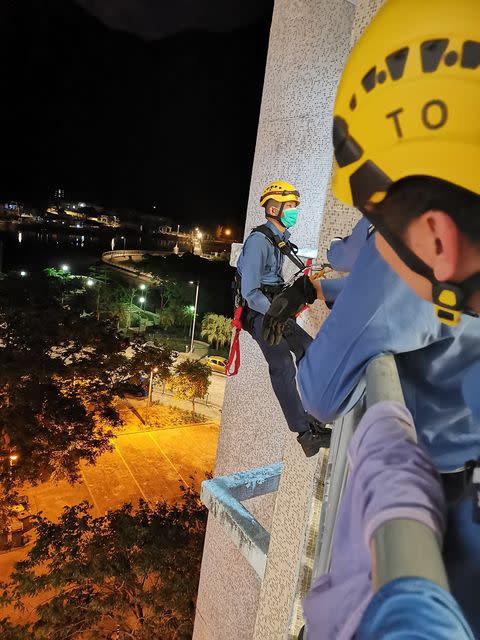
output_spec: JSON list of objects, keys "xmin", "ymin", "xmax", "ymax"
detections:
[{"xmin": 1, "ymin": 0, "xmax": 273, "ymax": 229}]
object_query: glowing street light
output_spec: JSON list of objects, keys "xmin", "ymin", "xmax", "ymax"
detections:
[
  {"xmin": 139, "ymin": 283, "xmax": 146, "ymax": 291},
  {"xmin": 61, "ymin": 264, "xmax": 70, "ymax": 273},
  {"xmin": 9, "ymin": 453, "xmax": 18, "ymax": 472},
  {"xmin": 139, "ymin": 296, "xmax": 146, "ymax": 304},
  {"xmin": 146, "ymin": 366, "xmax": 159, "ymax": 424},
  {"xmin": 20, "ymin": 270, "xmax": 27, "ymax": 277},
  {"xmin": 86, "ymin": 277, "xmax": 101, "ymax": 320},
  {"xmin": 188, "ymin": 281, "xmax": 200, "ymax": 353},
  {"xmin": 225, "ymin": 228, "xmax": 232, "ymax": 236},
  {"xmin": 189, "ymin": 305, "xmax": 195, "ymax": 312}
]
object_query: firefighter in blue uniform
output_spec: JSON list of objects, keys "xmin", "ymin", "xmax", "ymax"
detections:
[
  {"xmin": 265, "ymin": 0, "xmax": 480, "ymax": 634},
  {"xmin": 237, "ymin": 180, "xmax": 329, "ymax": 457}
]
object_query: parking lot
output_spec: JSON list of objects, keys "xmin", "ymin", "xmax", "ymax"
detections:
[{"xmin": 27, "ymin": 421, "xmax": 220, "ymax": 521}]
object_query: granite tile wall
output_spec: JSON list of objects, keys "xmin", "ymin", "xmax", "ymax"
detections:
[
  {"xmin": 255, "ymin": 2, "xmax": 386, "ymax": 639},
  {"xmin": 193, "ymin": 1, "xmax": 383, "ymax": 638}
]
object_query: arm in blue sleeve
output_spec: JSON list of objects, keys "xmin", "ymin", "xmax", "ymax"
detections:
[
  {"xmin": 299, "ymin": 240, "xmax": 441, "ymax": 423},
  {"xmin": 327, "ymin": 217, "xmax": 371, "ymax": 272},
  {"xmin": 239, "ymin": 234, "xmax": 272, "ymax": 315},
  {"xmin": 321, "ymin": 276, "xmax": 348, "ymax": 302}
]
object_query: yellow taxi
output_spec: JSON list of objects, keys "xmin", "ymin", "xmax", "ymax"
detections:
[{"xmin": 206, "ymin": 355, "xmax": 228, "ymax": 375}]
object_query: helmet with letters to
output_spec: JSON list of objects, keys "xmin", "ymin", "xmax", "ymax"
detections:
[{"xmin": 332, "ymin": 0, "xmax": 480, "ymax": 211}]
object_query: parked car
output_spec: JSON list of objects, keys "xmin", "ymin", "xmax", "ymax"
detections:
[
  {"xmin": 206, "ymin": 355, "xmax": 228, "ymax": 375},
  {"xmin": 113, "ymin": 382, "xmax": 147, "ymax": 398}
]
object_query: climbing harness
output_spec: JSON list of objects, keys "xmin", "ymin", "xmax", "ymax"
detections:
[{"xmin": 226, "ymin": 226, "xmax": 332, "ymax": 376}]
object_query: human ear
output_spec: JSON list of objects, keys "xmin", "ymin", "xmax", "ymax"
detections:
[{"xmin": 425, "ymin": 211, "xmax": 459, "ymax": 282}]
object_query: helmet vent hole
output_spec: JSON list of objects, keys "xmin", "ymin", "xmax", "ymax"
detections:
[
  {"xmin": 385, "ymin": 47, "xmax": 409, "ymax": 80},
  {"xmin": 377, "ymin": 70, "xmax": 387, "ymax": 84},
  {"xmin": 421, "ymin": 39, "xmax": 449, "ymax": 72},
  {"xmin": 444, "ymin": 51, "xmax": 458, "ymax": 67},
  {"xmin": 361, "ymin": 67, "xmax": 377, "ymax": 92},
  {"xmin": 461, "ymin": 40, "xmax": 480, "ymax": 69}
]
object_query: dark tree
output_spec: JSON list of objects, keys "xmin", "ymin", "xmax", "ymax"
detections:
[
  {"xmin": 169, "ymin": 359, "xmax": 211, "ymax": 416},
  {"xmin": 0, "ymin": 272, "xmax": 173, "ymax": 503},
  {"xmin": 0, "ymin": 489, "xmax": 207, "ymax": 639}
]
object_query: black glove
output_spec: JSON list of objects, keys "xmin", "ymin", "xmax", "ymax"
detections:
[{"xmin": 262, "ymin": 276, "xmax": 316, "ymax": 346}]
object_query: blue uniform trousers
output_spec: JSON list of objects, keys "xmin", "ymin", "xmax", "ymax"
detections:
[
  {"xmin": 442, "ymin": 476, "xmax": 480, "ymax": 638},
  {"xmin": 250, "ymin": 312, "xmax": 312, "ymax": 433}
]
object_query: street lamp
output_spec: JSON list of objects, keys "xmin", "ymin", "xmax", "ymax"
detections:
[
  {"xmin": 188, "ymin": 280, "xmax": 200, "ymax": 353},
  {"xmin": 86, "ymin": 277, "xmax": 101, "ymax": 320},
  {"xmin": 139, "ymin": 283, "xmax": 146, "ymax": 291},
  {"xmin": 61, "ymin": 264, "xmax": 69, "ymax": 273},
  {"xmin": 145, "ymin": 366, "xmax": 159, "ymax": 425},
  {"xmin": 20, "ymin": 270, "xmax": 27, "ymax": 277},
  {"xmin": 126, "ymin": 285, "xmax": 146, "ymax": 331},
  {"xmin": 121, "ymin": 236, "xmax": 126, "ymax": 253}
]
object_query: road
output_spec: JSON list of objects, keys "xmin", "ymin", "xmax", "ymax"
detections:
[
  {"xmin": 205, "ymin": 371, "xmax": 227, "ymax": 407},
  {"xmin": 26, "ymin": 421, "xmax": 219, "ymax": 522}
]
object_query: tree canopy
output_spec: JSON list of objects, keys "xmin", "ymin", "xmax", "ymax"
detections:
[
  {"xmin": 0, "ymin": 489, "xmax": 207, "ymax": 639},
  {"xmin": 0, "ymin": 272, "xmax": 173, "ymax": 499},
  {"xmin": 200, "ymin": 313, "xmax": 232, "ymax": 349},
  {"xmin": 168, "ymin": 359, "xmax": 211, "ymax": 415}
]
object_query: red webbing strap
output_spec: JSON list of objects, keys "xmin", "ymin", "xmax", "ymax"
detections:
[
  {"xmin": 303, "ymin": 257, "xmax": 313, "ymax": 275},
  {"xmin": 226, "ymin": 306, "xmax": 243, "ymax": 376}
]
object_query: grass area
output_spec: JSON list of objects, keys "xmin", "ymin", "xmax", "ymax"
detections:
[
  {"xmin": 117, "ymin": 399, "xmax": 208, "ymax": 432},
  {"xmin": 144, "ymin": 331, "xmax": 190, "ymax": 353},
  {"xmin": 148, "ymin": 403, "xmax": 208, "ymax": 427}
]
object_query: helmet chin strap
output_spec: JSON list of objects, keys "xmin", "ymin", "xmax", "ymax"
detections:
[
  {"xmin": 266, "ymin": 201, "xmax": 286, "ymax": 228},
  {"xmin": 366, "ymin": 211, "xmax": 480, "ymax": 326}
]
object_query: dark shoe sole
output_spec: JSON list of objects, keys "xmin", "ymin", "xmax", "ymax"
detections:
[{"xmin": 297, "ymin": 428, "xmax": 331, "ymax": 457}]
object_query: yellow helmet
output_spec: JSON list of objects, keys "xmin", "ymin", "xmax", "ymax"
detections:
[
  {"xmin": 259, "ymin": 180, "xmax": 300, "ymax": 207},
  {"xmin": 332, "ymin": 0, "xmax": 480, "ymax": 211}
]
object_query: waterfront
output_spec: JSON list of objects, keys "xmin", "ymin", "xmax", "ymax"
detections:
[{"xmin": 0, "ymin": 224, "xmax": 181, "ymax": 274}]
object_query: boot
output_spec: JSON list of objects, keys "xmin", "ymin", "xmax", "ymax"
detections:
[{"xmin": 297, "ymin": 419, "xmax": 331, "ymax": 457}]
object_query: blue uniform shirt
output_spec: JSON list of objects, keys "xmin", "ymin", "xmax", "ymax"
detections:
[
  {"xmin": 237, "ymin": 221, "xmax": 289, "ymax": 315},
  {"xmin": 327, "ymin": 217, "xmax": 372, "ymax": 272},
  {"xmin": 298, "ymin": 236, "xmax": 480, "ymax": 472}
]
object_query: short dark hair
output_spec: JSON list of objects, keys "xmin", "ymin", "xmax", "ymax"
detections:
[{"xmin": 372, "ymin": 176, "xmax": 480, "ymax": 244}]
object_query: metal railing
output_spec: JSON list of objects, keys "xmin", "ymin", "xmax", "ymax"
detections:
[
  {"xmin": 304, "ymin": 355, "xmax": 449, "ymax": 638},
  {"xmin": 311, "ymin": 355, "xmax": 448, "ymax": 588}
]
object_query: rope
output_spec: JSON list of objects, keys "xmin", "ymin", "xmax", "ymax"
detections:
[{"xmin": 226, "ymin": 305, "xmax": 243, "ymax": 377}]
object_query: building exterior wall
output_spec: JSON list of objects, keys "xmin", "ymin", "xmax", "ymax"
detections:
[{"xmin": 194, "ymin": 0, "xmax": 384, "ymax": 638}]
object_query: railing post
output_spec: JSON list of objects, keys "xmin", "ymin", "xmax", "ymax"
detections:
[{"xmin": 366, "ymin": 355, "xmax": 404, "ymax": 407}]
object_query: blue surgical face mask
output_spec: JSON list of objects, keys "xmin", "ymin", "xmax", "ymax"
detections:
[{"xmin": 281, "ymin": 207, "xmax": 299, "ymax": 228}]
